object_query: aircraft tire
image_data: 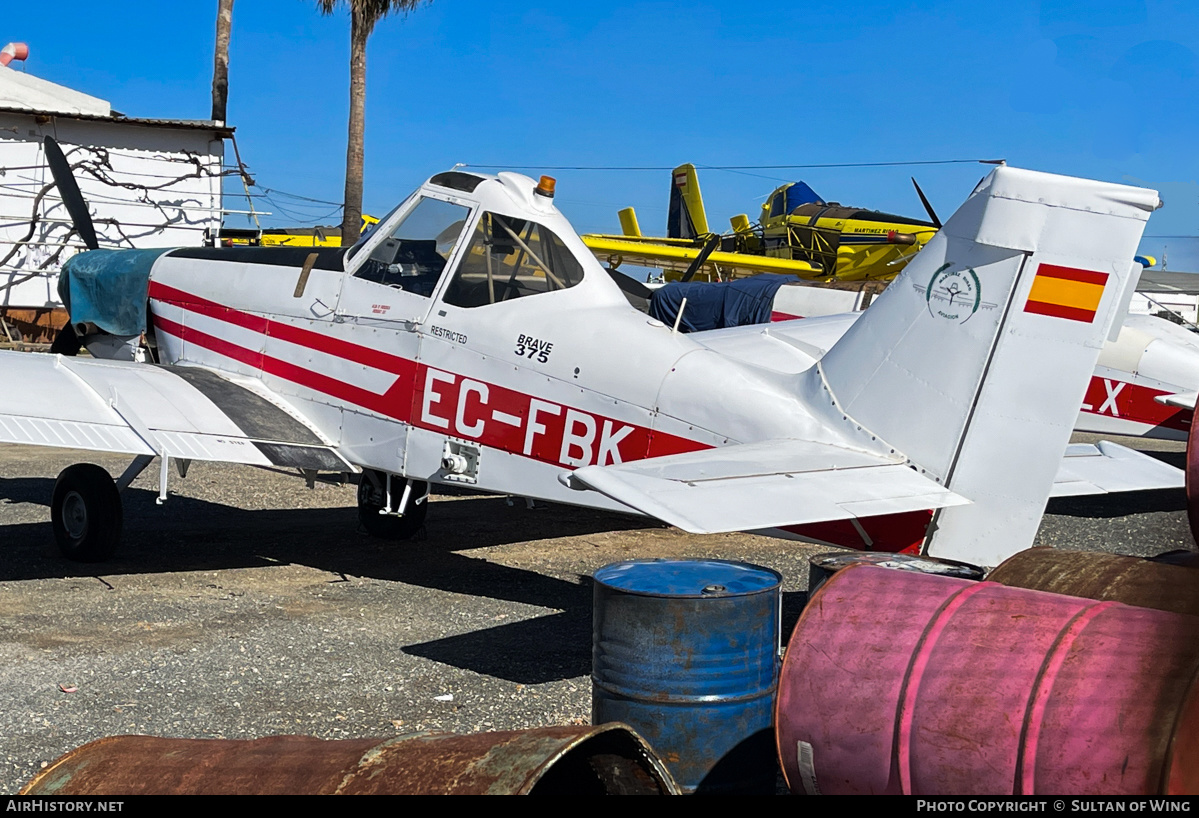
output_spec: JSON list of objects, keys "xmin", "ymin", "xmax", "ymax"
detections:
[
  {"xmin": 51, "ymin": 464, "xmax": 122, "ymax": 562},
  {"xmin": 357, "ymin": 471, "xmax": 428, "ymax": 540}
]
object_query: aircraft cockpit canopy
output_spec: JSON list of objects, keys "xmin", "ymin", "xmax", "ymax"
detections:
[
  {"xmin": 442, "ymin": 212, "xmax": 585, "ymax": 308},
  {"xmin": 353, "ymin": 196, "xmax": 470, "ymax": 297},
  {"xmin": 768, "ymin": 182, "xmax": 824, "ymax": 218}
]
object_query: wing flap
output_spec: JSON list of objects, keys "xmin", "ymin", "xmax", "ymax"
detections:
[
  {"xmin": 1050, "ymin": 441, "xmax": 1184, "ymax": 497},
  {"xmin": 0, "ymin": 414, "xmax": 151, "ymax": 455},
  {"xmin": 0, "ymin": 351, "xmax": 350, "ymax": 471},
  {"xmin": 568, "ymin": 439, "xmax": 968, "ymax": 534}
]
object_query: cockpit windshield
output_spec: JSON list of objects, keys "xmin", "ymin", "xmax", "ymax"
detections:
[
  {"xmin": 351, "ymin": 196, "xmax": 469, "ymax": 297},
  {"xmin": 442, "ymin": 212, "xmax": 584, "ymax": 308}
]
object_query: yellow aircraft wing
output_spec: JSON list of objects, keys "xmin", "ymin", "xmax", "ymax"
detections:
[{"xmin": 582, "ymin": 234, "xmax": 819, "ymax": 280}]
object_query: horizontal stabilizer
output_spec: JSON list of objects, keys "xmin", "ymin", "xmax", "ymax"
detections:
[
  {"xmin": 1156, "ymin": 391, "xmax": 1197, "ymax": 410},
  {"xmin": 1050, "ymin": 441, "xmax": 1184, "ymax": 497},
  {"xmin": 566, "ymin": 439, "xmax": 968, "ymax": 534}
]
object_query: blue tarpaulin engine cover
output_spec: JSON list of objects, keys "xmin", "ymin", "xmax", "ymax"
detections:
[
  {"xmin": 648, "ymin": 274, "xmax": 799, "ymax": 333},
  {"xmin": 57, "ymin": 248, "xmax": 171, "ymax": 336}
]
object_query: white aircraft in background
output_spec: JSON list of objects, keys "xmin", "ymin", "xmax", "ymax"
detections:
[{"xmin": 0, "ymin": 137, "xmax": 1180, "ymax": 568}]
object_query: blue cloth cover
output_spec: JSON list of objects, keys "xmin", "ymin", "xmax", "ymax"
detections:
[
  {"xmin": 648, "ymin": 274, "xmax": 799, "ymax": 333},
  {"xmin": 57, "ymin": 248, "xmax": 171, "ymax": 335},
  {"xmin": 784, "ymin": 181, "xmax": 823, "ymax": 212}
]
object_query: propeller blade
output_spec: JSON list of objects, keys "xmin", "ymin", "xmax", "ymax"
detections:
[
  {"xmin": 680, "ymin": 233, "xmax": 722, "ymax": 283},
  {"xmin": 911, "ymin": 177, "xmax": 942, "ymax": 230},
  {"xmin": 43, "ymin": 136, "xmax": 99, "ymax": 250}
]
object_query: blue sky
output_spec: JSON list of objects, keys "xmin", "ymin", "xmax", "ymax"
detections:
[{"xmin": 5, "ymin": 1, "xmax": 1199, "ymax": 266}]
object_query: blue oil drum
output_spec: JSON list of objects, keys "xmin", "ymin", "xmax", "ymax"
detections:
[{"xmin": 591, "ymin": 559, "xmax": 782, "ymax": 794}]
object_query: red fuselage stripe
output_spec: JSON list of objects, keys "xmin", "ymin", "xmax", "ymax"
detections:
[{"xmin": 149, "ymin": 281, "xmax": 412, "ymax": 376}]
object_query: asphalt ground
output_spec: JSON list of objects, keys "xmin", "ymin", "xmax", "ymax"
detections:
[{"xmin": 0, "ymin": 434, "xmax": 1194, "ymax": 794}]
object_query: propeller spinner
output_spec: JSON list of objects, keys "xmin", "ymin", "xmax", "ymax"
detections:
[{"xmin": 43, "ymin": 136, "xmax": 99, "ymax": 251}]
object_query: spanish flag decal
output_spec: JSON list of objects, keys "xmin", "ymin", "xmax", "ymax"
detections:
[{"xmin": 1024, "ymin": 264, "xmax": 1108, "ymax": 323}]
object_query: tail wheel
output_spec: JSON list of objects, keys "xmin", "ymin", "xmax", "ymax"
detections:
[
  {"xmin": 1189, "ymin": 412, "xmax": 1199, "ymax": 544},
  {"xmin": 51, "ymin": 464, "xmax": 123, "ymax": 562},
  {"xmin": 357, "ymin": 470, "xmax": 428, "ymax": 540}
]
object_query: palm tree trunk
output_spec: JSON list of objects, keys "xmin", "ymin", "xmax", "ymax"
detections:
[
  {"xmin": 340, "ymin": 9, "xmax": 368, "ymax": 245},
  {"xmin": 210, "ymin": 0, "xmax": 235, "ymax": 123}
]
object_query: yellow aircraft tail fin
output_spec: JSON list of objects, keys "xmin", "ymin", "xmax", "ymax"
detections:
[
  {"xmin": 667, "ymin": 163, "xmax": 710, "ymax": 239},
  {"xmin": 618, "ymin": 207, "xmax": 642, "ymax": 238}
]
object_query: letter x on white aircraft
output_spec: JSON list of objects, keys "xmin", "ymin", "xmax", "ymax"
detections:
[{"xmin": 0, "ymin": 138, "xmax": 1182, "ymax": 567}]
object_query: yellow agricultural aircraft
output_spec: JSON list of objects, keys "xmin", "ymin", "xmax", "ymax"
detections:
[
  {"xmin": 214, "ymin": 215, "xmax": 381, "ymax": 248},
  {"xmin": 582, "ymin": 164, "xmax": 939, "ymax": 283}
]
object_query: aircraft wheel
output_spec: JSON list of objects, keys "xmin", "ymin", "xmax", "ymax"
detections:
[
  {"xmin": 51, "ymin": 464, "xmax": 123, "ymax": 562},
  {"xmin": 357, "ymin": 470, "xmax": 428, "ymax": 540}
]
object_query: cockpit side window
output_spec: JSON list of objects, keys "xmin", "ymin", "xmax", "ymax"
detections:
[
  {"xmin": 352, "ymin": 197, "xmax": 470, "ymax": 297},
  {"xmin": 769, "ymin": 191, "xmax": 787, "ymax": 218},
  {"xmin": 441, "ymin": 212, "xmax": 585, "ymax": 308}
]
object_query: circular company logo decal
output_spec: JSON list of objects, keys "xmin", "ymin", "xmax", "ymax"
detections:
[{"xmin": 925, "ymin": 263, "xmax": 982, "ymax": 323}]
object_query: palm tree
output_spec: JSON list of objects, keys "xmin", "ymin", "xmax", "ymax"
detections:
[
  {"xmin": 211, "ymin": 0, "xmax": 235, "ymax": 124},
  {"xmin": 317, "ymin": 0, "xmax": 431, "ymax": 245}
]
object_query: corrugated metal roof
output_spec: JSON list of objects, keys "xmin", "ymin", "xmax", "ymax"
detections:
[
  {"xmin": 0, "ymin": 106, "xmax": 234, "ymax": 136},
  {"xmin": 1138, "ymin": 269, "xmax": 1199, "ymax": 295}
]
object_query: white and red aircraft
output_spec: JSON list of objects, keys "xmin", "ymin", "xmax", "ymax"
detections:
[{"xmin": 0, "ymin": 138, "xmax": 1182, "ymax": 567}]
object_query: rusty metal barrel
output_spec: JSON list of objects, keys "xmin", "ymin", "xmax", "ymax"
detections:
[
  {"xmin": 21, "ymin": 724, "xmax": 680, "ymax": 795},
  {"xmin": 775, "ymin": 564, "xmax": 1199, "ymax": 795},
  {"xmin": 987, "ymin": 548, "xmax": 1199, "ymax": 617},
  {"xmin": 592, "ymin": 559, "xmax": 781, "ymax": 794},
  {"xmin": 807, "ymin": 550, "xmax": 985, "ymax": 597}
]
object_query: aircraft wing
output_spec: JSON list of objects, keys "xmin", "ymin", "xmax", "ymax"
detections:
[
  {"xmin": 582, "ymin": 234, "xmax": 821, "ymax": 279},
  {"xmin": 1155, "ymin": 391, "xmax": 1198, "ymax": 410},
  {"xmin": 1049, "ymin": 441, "xmax": 1184, "ymax": 497},
  {"xmin": 564, "ymin": 438, "xmax": 968, "ymax": 534},
  {"xmin": 0, "ymin": 351, "xmax": 352, "ymax": 472}
]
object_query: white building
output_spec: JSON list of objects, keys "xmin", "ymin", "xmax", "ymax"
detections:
[
  {"xmin": 0, "ymin": 55, "xmax": 231, "ymax": 340},
  {"xmin": 1131, "ymin": 269, "xmax": 1199, "ymax": 327}
]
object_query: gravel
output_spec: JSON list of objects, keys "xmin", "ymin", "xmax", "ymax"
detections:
[{"xmin": 0, "ymin": 435, "xmax": 1192, "ymax": 793}]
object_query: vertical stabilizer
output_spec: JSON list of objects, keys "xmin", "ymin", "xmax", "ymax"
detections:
[
  {"xmin": 618, "ymin": 207, "xmax": 643, "ymax": 238},
  {"xmin": 806, "ymin": 167, "xmax": 1160, "ymax": 565},
  {"xmin": 667, "ymin": 163, "xmax": 710, "ymax": 239}
]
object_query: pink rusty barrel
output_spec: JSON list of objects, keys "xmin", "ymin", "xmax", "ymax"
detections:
[
  {"xmin": 987, "ymin": 548, "xmax": 1199, "ymax": 617},
  {"xmin": 775, "ymin": 564, "xmax": 1199, "ymax": 795},
  {"xmin": 21, "ymin": 724, "xmax": 679, "ymax": 795},
  {"xmin": 1187, "ymin": 407, "xmax": 1199, "ymax": 544}
]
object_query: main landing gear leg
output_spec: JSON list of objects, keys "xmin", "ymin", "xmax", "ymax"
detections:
[{"xmin": 357, "ymin": 469, "xmax": 429, "ymax": 540}]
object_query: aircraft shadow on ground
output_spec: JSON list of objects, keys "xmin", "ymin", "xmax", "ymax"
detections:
[
  {"xmin": 403, "ymin": 589, "xmax": 810, "ymax": 684},
  {"xmin": 0, "ymin": 480, "xmax": 652, "ymax": 579},
  {"xmin": 0, "ymin": 481, "xmax": 663, "ymax": 683},
  {"xmin": 0, "ymin": 478, "xmax": 811, "ymax": 683}
]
